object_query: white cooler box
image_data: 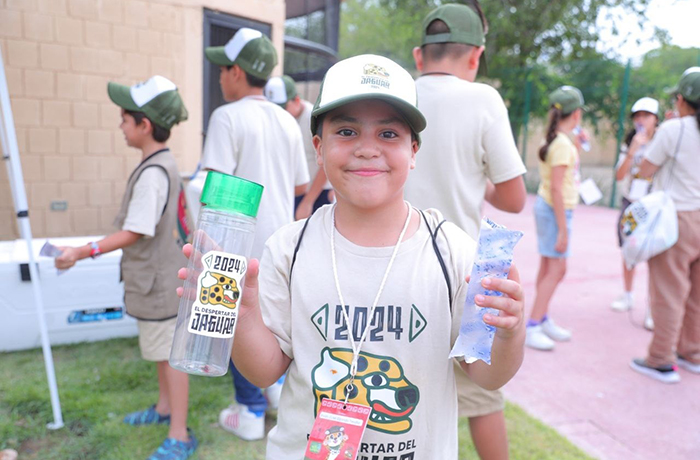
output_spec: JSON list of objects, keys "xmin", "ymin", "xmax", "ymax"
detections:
[{"xmin": 0, "ymin": 236, "xmax": 138, "ymax": 352}]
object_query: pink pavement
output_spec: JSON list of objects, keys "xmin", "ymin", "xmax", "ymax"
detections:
[{"xmin": 483, "ymin": 194, "xmax": 700, "ymax": 460}]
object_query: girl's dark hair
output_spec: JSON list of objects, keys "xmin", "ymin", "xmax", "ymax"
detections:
[
  {"xmin": 124, "ymin": 110, "xmax": 171, "ymax": 142},
  {"xmin": 539, "ymin": 106, "xmax": 564, "ymax": 162},
  {"xmin": 624, "ymin": 128, "xmax": 636, "ymax": 147},
  {"xmin": 684, "ymin": 97, "xmax": 700, "ymax": 131}
]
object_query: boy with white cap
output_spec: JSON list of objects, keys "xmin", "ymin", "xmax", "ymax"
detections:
[
  {"xmin": 201, "ymin": 28, "xmax": 309, "ymax": 440},
  {"xmin": 404, "ymin": 3, "xmax": 526, "ymax": 458},
  {"xmin": 265, "ymin": 75, "xmax": 333, "ymax": 219},
  {"xmin": 180, "ymin": 54, "xmax": 526, "ymax": 459},
  {"xmin": 56, "ymin": 76, "xmax": 196, "ymax": 460}
]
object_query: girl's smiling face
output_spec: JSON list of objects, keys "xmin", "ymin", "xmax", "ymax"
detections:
[{"xmin": 313, "ymin": 99, "xmax": 419, "ymax": 211}]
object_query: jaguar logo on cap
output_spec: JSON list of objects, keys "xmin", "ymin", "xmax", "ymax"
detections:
[{"xmin": 361, "ymin": 63, "xmax": 390, "ymax": 89}]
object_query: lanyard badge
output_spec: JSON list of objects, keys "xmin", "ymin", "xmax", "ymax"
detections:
[
  {"xmin": 304, "ymin": 203, "xmax": 412, "ymax": 457},
  {"xmin": 304, "ymin": 399, "xmax": 372, "ymax": 460}
]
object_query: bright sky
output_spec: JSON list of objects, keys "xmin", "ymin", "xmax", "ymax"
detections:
[{"xmin": 597, "ymin": 0, "xmax": 699, "ymax": 62}]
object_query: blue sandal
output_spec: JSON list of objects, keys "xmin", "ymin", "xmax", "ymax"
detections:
[
  {"xmin": 147, "ymin": 429, "xmax": 198, "ymax": 460},
  {"xmin": 123, "ymin": 404, "xmax": 171, "ymax": 426}
]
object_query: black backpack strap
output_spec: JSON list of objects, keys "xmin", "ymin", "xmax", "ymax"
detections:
[
  {"xmin": 419, "ymin": 209, "xmax": 453, "ymax": 312},
  {"xmin": 289, "ymin": 209, "xmax": 317, "ymax": 282}
]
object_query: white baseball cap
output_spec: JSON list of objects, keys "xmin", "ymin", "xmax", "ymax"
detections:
[
  {"xmin": 264, "ymin": 75, "xmax": 297, "ymax": 106},
  {"xmin": 310, "ymin": 54, "xmax": 426, "ymax": 136},
  {"xmin": 630, "ymin": 97, "xmax": 659, "ymax": 116}
]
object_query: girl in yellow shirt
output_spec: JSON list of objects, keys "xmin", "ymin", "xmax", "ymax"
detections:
[{"xmin": 526, "ymin": 86, "xmax": 586, "ymax": 351}]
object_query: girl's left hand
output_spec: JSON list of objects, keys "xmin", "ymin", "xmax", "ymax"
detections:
[{"xmin": 471, "ymin": 264, "xmax": 525, "ymax": 340}]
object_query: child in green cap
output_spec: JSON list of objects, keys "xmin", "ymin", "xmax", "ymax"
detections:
[
  {"xmin": 179, "ymin": 54, "xmax": 526, "ymax": 459},
  {"xmin": 527, "ymin": 85, "xmax": 588, "ymax": 352},
  {"xmin": 405, "ymin": 3, "xmax": 527, "ymax": 456},
  {"xmin": 632, "ymin": 67, "xmax": 700, "ymax": 383},
  {"xmin": 55, "ymin": 75, "xmax": 196, "ymax": 460}
]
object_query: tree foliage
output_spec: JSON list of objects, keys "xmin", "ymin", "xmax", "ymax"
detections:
[{"xmin": 338, "ymin": 0, "xmax": 679, "ymax": 139}]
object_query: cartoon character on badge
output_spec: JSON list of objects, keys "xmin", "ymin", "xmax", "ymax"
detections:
[
  {"xmin": 311, "ymin": 348, "xmax": 419, "ymax": 435},
  {"xmin": 198, "ymin": 271, "xmax": 240, "ymax": 308},
  {"xmin": 323, "ymin": 426, "xmax": 350, "ymax": 460}
]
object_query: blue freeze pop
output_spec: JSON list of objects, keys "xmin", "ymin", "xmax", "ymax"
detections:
[{"xmin": 449, "ymin": 218, "xmax": 523, "ymax": 365}]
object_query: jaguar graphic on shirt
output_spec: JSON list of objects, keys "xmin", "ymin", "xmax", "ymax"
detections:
[{"xmin": 311, "ymin": 347, "xmax": 420, "ymax": 435}]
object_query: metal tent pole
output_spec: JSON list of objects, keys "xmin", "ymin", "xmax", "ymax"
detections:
[{"xmin": 0, "ymin": 48, "xmax": 64, "ymax": 430}]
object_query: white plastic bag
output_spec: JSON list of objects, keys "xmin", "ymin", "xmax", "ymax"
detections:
[{"xmin": 621, "ymin": 190, "xmax": 678, "ymax": 269}]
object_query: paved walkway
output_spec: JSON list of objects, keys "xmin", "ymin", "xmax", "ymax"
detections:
[{"xmin": 483, "ymin": 195, "xmax": 700, "ymax": 460}]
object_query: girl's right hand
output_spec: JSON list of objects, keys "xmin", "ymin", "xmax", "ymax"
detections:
[
  {"xmin": 631, "ymin": 130, "xmax": 649, "ymax": 148},
  {"xmin": 555, "ymin": 231, "xmax": 568, "ymax": 254}
]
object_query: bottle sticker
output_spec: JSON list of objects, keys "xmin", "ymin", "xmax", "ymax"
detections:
[
  {"xmin": 304, "ymin": 399, "xmax": 372, "ymax": 460},
  {"xmin": 187, "ymin": 250, "xmax": 247, "ymax": 338}
]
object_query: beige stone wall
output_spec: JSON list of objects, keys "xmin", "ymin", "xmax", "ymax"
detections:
[{"xmin": 0, "ymin": 0, "xmax": 285, "ymax": 240}]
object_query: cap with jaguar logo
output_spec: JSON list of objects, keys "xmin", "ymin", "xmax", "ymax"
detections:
[{"xmin": 310, "ymin": 54, "xmax": 427, "ymax": 138}]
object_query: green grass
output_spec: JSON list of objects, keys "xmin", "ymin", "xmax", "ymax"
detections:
[{"xmin": 0, "ymin": 338, "xmax": 592, "ymax": 459}]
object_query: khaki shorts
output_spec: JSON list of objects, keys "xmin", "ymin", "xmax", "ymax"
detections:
[
  {"xmin": 137, "ymin": 317, "xmax": 177, "ymax": 362},
  {"xmin": 454, "ymin": 360, "xmax": 505, "ymax": 418}
]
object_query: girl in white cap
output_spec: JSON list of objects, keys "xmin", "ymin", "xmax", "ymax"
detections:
[{"xmin": 611, "ymin": 97, "xmax": 659, "ymax": 330}]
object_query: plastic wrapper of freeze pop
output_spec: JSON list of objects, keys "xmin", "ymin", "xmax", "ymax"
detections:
[{"xmin": 449, "ymin": 218, "xmax": 523, "ymax": 365}]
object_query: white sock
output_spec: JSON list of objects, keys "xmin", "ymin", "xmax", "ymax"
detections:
[{"xmin": 625, "ymin": 291, "xmax": 633, "ymax": 302}]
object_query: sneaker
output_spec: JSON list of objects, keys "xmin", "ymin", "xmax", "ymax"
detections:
[
  {"xmin": 541, "ymin": 317, "xmax": 572, "ymax": 342},
  {"xmin": 147, "ymin": 429, "xmax": 198, "ymax": 460},
  {"xmin": 630, "ymin": 358, "xmax": 680, "ymax": 384},
  {"xmin": 219, "ymin": 403, "xmax": 265, "ymax": 441},
  {"xmin": 677, "ymin": 356, "xmax": 700, "ymax": 374},
  {"xmin": 123, "ymin": 404, "xmax": 170, "ymax": 426},
  {"xmin": 525, "ymin": 325, "xmax": 555, "ymax": 351},
  {"xmin": 611, "ymin": 294, "xmax": 633, "ymax": 312},
  {"xmin": 265, "ymin": 375, "xmax": 285, "ymax": 412}
]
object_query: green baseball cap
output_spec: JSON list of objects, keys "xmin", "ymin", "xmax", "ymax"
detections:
[
  {"xmin": 264, "ymin": 75, "xmax": 298, "ymax": 106},
  {"xmin": 205, "ymin": 27, "xmax": 277, "ymax": 80},
  {"xmin": 549, "ymin": 86, "xmax": 585, "ymax": 114},
  {"xmin": 421, "ymin": 3, "xmax": 487, "ymax": 74},
  {"xmin": 421, "ymin": 3, "xmax": 485, "ymax": 47},
  {"xmin": 671, "ymin": 67, "xmax": 700, "ymax": 103},
  {"xmin": 107, "ymin": 75, "xmax": 188, "ymax": 130},
  {"xmin": 310, "ymin": 54, "xmax": 426, "ymax": 139}
]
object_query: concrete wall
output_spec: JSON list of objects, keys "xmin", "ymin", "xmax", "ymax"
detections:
[{"xmin": 0, "ymin": 0, "xmax": 285, "ymax": 240}]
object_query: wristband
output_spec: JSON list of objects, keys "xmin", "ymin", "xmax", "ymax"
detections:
[{"xmin": 89, "ymin": 241, "xmax": 102, "ymax": 259}]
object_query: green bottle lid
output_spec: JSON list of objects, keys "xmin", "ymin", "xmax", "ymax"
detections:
[{"xmin": 200, "ymin": 171, "xmax": 264, "ymax": 218}]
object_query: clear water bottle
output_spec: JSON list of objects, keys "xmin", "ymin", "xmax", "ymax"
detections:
[
  {"xmin": 573, "ymin": 125, "xmax": 591, "ymax": 152},
  {"xmin": 170, "ymin": 171, "xmax": 263, "ymax": 376}
]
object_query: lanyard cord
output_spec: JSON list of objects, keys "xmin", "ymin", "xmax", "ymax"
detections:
[{"xmin": 330, "ymin": 202, "xmax": 412, "ymax": 403}]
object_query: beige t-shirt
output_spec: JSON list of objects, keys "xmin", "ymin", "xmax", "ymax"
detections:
[
  {"xmin": 537, "ymin": 133, "xmax": 580, "ymax": 209},
  {"xmin": 122, "ymin": 166, "xmax": 168, "ymax": 237},
  {"xmin": 201, "ymin": 96, "xmax": 310, "ymax": 258},
  {"xmin": 645, "ymin": 115, "xmax": 700, "ymax": 211},
  {"xmin": 404, "ymin": 75, "xmax": 526, "ymax": 239},
  {"xmin": 260, "ymin": 206, "xmax": 476, "ymax": 460}
]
